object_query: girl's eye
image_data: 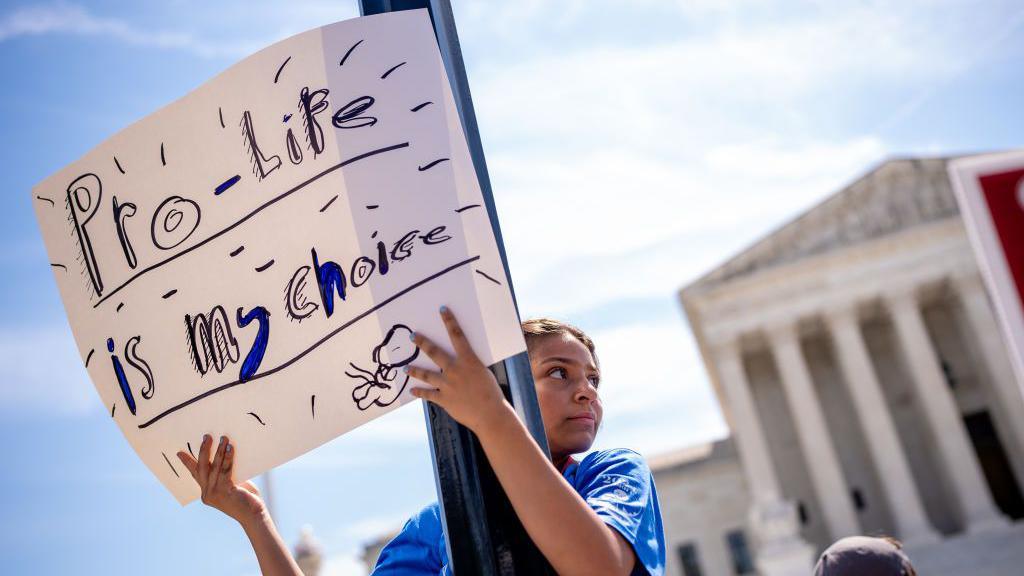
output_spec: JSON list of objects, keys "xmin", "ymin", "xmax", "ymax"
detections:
[
  {"xmin": 548, "ymin": 367, "xmax": 568, "ymax": 379},
  {"xmin": 588, "ymin": 376, "xmax": 601, "ymax": 388}
]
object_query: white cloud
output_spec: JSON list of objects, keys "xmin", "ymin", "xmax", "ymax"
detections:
[
  {"xmin": 0, "ymin": 3, "xmax": 255, "ymax": 58},
  {"xmin": 585, "ymin": 317, "xmax": 728, "ymax": 457},
  {"xmin": 0, "ymin": 1, "xmax": 360, "ymax": 59}
]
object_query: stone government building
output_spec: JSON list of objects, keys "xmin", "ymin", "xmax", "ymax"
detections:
[
  {"xmin": 671, "ymin": 155, "xmax": 1024, "ymax": 576},
  {"xmin": 362, "ymin": 155, "xmax": 1024, "ymax": 575}
]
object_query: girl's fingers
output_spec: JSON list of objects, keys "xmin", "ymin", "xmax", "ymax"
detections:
[
  {"xmin": 197, "ymin": 434, "xmax": 213, "ymax": 485},
  {"xmin": 177, "ymin": 451, "xmax": 199, "ymax": 481},
  {"xmin": 439, "ymin": 306, "xmax": 473, "ymax": 357},
  {"xmin": 410, "ymin": 386, "xmax": 441, "ymax": 404},
  {"xmin": 208, "ymin": 436, "xmax": 227, "ymax": 492},
  {"xmin": 407, "ymin": 366, "xmax": 445, "ymax": 387},
  {"xmin": 221, "ymin": 441, "xmax": 235, "ymax": 474},
  {"xmin": 412, "ymin": 332, "xmax": 453, "ymax": 370}
]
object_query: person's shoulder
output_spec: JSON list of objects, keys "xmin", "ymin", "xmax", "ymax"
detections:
[
  {"xmin": 577, "ymin": 448, "xmax": 652, "ymax": 479},
  {"xmin": 405, "ymin": 501, "xmax": 443, "ymax": 533}
]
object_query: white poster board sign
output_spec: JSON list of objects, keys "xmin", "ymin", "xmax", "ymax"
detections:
[
  {"xmin": 949, "ymin": 150, "xmax": 1024, "ymax": 394},
  {"xmin": 32, "ymin": 10, "xmax": 524, "ymax": 504}
]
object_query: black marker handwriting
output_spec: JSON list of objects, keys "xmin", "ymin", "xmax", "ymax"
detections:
[
  {"xmin": 380, "ymin": 61, "xmax": 406, "ymax": 79},
  {"xmin": 475, "ymin": 269, "xmax": 502, "ymax": 286},
  {"xmin": 92, "ymin": 142, "xmax": 408, "ymax": 308},
  {"xmin": 138, "ymin": 255, "xmax": 480, "ymax": 428},
  {"xmin": 418, "ymin": 158, "xmax": 449, "ymax": 171},
  {"xmin": 320, "ymin": 195, "xmax": 339, "ymax": 213},
  {"xmin": 339, "ymin": 39, "xmax": 363, "ymax": 66},
  {"xmin": 273, "ymin": 56, "xmax": 291, "ymax": 84}
]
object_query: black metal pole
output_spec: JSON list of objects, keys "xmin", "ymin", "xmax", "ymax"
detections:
[{"xmin": 357, "ymin": 1, "xmax": 552, "ymax": 574}]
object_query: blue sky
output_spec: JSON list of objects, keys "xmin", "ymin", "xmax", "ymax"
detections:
[{"xmin": 2, "ymin": 1, "xmax": 1023, "ymax": 574}]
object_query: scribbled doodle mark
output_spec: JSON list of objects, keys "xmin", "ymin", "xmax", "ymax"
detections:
[
  {"xmin": 475, "ymin": 269, "xmax": 502, "ymax": 286},
  {"xmin": 113, "ymin": 195, "xmax": 138, "ymax": 269},
  {"xmin": 160, "ymin": 143, "xmax": 166, "ymax": 166},
  {"xmin": 283, "ymin": 114, "xmax": 292, "ymax": 123},
  {"xmin": 319, "ymin": 195, "xmax": 338, "ymax": 213},
  {"xmin": 218, "ymin": 107, "xmax": 225, "ymax": 129},
  {"xmin": 111, "ymin": 403, "xmax": 116, "ymax": 417},
  {"xmin": 114, "ymin": 156, "xmax": 126, "ymax": 174},
  {"xmin": 66, "ymin": 173, "xmax": 104, "ymax": 296},
  {"xmin": 247, "ymin": 412, "xmax": 267, "ymax": 426},
  {"xmin": 186, "ymin": 306, "xmax": 240, "ymax": 376},
  {"xmin": 339, "ymin": 39, "xmax": 363, "ymax": 66},
  {"xmin": 108, "ymin": 337, "xmax": 136, "ymax": 416},
  {"xmin": 162, "ymin": 452, "xmax": 180, "ymax": 478},
  {"xmin": 241, "ymin": 110, "xmax": 282, "ymax": 181},
  {"xmin": 380, "ymin": 61, "xmax": 406, "ymax": 79},
  {"xmin": 50, "ymin": 263, "xmax": 67, "ymax": 271},
  {"xmin": 85, "ymin": 348, "xmax": 95, "ymax": 367},
  {"xmin": 255, "ymin": 260, "xmax": 275, "ymax": 272},
  {"xmin": 366, "ymin": 205, "xmax": 379, "ymax": 210},
  {"xmin": 36, "ymin": 195, "xmax": 54, "ymax": 207},
  {"xmin": 410, "ymin": 101, "xmax": 432, "ymax": 112},
  {"xmin": 151, "ymin": 196, "xmax": 201, "ymax": 250},
  {"xmin": 285, "ymin": 265, "xmax": 319, "ymax": 322},
  {"xmin": 215, "ymin": 175, "xmax": 241, "ymax": 195},
  {"xmin": 162, "ymin": 289, "xmax": 177, "ymax": 299},
  {"xmin": 455, "ymin": 204, "xmax": 481, "ymax": 213},
  {"xmin": 116, "ymin": 302, "xmax": 125, "ymax": 312},
  {"xmin": 236, "ymin": 306, "xmax": 270, "ymax": 382},
  {"xmin": 347, "ymin": 324, "xmax": 419, "ymax": 410},
  {"xmin": 125, "ymin": 336, "xmax": 155, "ymax": 400},
  {"xmin": 418, "ymin": 158, "xmax": 449, "ymax": 171},
  {"xmin": 311, "ymin": 395, "xmax": 316, "ymax": 419},
  {"xmin": 332, "ymin": 96, "xmax": 376, "ymax": 129},
  {"xmin": 187, "ymin": 442, "xmax": 195, "ymax": 458},
  {"xmin": 273, "ymin": 56, "xmax": 291, "ymax": 84},
  {"xmin": 230, "ymin": 246, "xmax": 245, "ymax": 257}
]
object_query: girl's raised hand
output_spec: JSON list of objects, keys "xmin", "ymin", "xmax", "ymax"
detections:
[
  {"xmin": 407, "ymin": 306, "xmax": 512, "ymax": 434},
  {"xmin": 177, "ymin": 435, "xmax": 266, "ymax": 526}
]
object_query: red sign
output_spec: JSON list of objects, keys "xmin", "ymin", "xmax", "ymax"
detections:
[
  {"xmin": 950, "ymin": 152, "xmax": 1024, "ymax": 392},
  {"xmin": 979, "ymin": 168, "xmax": 1024, "ymax": 303}
]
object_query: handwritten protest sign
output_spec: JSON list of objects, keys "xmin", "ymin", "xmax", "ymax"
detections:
[
  {"xmin": 950, "ymin": 151, "xmax": 1024, "ymax": 394},
  {"xmin": 32, "ymin": 9, "xmax": 524, "ymax": 504}
]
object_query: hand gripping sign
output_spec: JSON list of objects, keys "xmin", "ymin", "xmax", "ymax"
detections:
[
  {"xmin": 949, "ymin": 150, "xmax": 1024, "ymax": 395},
  {"xmin": 32, "ymin": 10, "xmax": 525, "ymax": 504}
]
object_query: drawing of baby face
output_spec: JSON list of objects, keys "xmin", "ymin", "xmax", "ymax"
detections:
[{"xmin": 373, "ymin": 324, "xmax": 419, "ymax": 369}]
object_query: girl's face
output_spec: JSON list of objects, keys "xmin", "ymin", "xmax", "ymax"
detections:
[{"xmin": 530, "ymin": 333, "xmax": 603, "ymax": 462}]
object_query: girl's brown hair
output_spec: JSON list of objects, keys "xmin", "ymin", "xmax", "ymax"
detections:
[{"xmin": 521, "ymin": 318, "xmax": 597, "ymax": 364}]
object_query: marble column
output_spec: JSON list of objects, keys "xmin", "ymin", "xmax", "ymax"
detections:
[
  {"xmin": 953, "ymin": 271, "xmax": 1024, "ymax": 485},
  {"xmin": 885, "ymin": 287, "xmax": 1007, "ymax": 533},
  {"xmin": 825, "ymin": 304, "xmax": 939, "ymax": 545},
  {"xmin": 711, "ymin": 338, "xmax": 815, "ymax": 576},
  {"xmin": 767, "ymin": 321, "xmax": 861, "ymax": 540}
]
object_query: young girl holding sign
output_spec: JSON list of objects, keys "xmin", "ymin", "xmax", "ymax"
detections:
[{"xmin": 178, "ymin": 308, "xmax": 666, "ymax": 575}]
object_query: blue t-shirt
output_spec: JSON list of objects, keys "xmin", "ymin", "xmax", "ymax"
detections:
[{"xmin": 373, "ymin": 448, "xmax": 666, "ymax": 575}]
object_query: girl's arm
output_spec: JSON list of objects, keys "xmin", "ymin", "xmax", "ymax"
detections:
[
  {"xmin": 177, "ymin": 435, "xmax": 303, "ymax": 576},
  {"xmin": 408, "ymin": 308, "xmax": 637, "ymax": 576}
]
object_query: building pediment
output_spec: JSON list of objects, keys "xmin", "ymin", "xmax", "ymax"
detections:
[{"xmin": 692, "ymin": 156, "xmax": 964, "ymax": 289}]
